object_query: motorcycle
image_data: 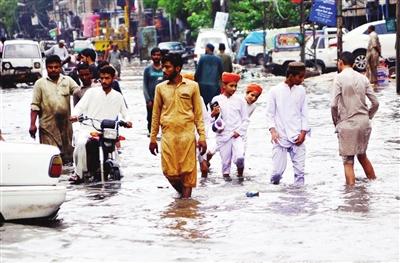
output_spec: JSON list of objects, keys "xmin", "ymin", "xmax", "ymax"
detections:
[{"xmin": 78, "ymin": 115, "xmax": 128, "ymax": 183}]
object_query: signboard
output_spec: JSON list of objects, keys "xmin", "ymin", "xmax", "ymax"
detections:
[
  {"xmin": 309, "ymin": 0, "xmax": 337, "ymax": 27},
  {"xmin": 385, "ymin": 18, "xmax": 396, "ymax": 33},
  {"xmin": 213, "ymin": 12, "xmax": 229, "ymax": 31}
]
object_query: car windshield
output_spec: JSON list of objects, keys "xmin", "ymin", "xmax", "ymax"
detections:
[
  {"xmin": 4, "ymin": 44, "xmax": 40, "ymax": 59},
  {"xmin": 159, "ymin": 43, "xmax": 183, "ymax": 50}
]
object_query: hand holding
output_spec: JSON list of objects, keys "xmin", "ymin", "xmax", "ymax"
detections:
[
  {"xmin": 198, "ymin": 140, "xmax": 207, "ymax": 156},
  {"xmin": 149, "ymin": 142, "xmax": 158, "ymax": 156}
]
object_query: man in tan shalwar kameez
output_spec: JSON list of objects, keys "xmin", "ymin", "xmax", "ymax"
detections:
[
  {"xmin": 365, "ymin": 25, "xmax": 381, "ymax": 88},
  {"xmin": 331, "ymin": 52, "xmax": 379, "ymax": 186},
  {"xmin": 30, "ymin": 55, "xmax": 78, "ymax": 163},
  {"xmin": 149, "ymin": 53, "xmax": 207, "ymax": 198}
]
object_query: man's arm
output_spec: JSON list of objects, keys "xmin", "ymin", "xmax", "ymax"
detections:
[
  {"xmin": 149, "ymin": 85, "xmax": 162, "ymax": 143},
  {"xmin": 29, "ymin": 82, "xmax": 42, "ymax": 138},
  {"xmin": 365, "ymin": 78, "xmax": 379, "ymax": 119},
  {"xmin": 330, "ymin": 77, "xmax": 341, "ymax": 126},
  {"xmin": 142, "ymin": 67, "xmax": 151, "ymax": 103},
  {"xmin": 192, "ymin": 83, "xmax": 207, "ymax": 155},
  {"xmin": 236, "ymin": 99, "xmax": 250, "ymax": 137}
]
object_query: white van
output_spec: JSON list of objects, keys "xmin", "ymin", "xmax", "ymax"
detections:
[
  {"xmin": 0, "ymin": 39, "xmax": 44, "ymax": 87},
  {"xmin": 194, "ymin": 29, "xmax": 232, "ymax": 63}
]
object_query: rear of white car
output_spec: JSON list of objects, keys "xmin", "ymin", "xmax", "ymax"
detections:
[
  {"xmin": 0, "ymin": 142, "xmax": 66, "ymax": 221},
  {"xmin": 194, "ymin": 29, "xmax": 232, "ymax": 63},
  {"xmin": 0, "ymin": 40, "xmax": 44, "ymax": 86}
]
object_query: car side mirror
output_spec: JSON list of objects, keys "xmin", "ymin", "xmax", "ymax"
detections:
[{"xmin": 41, "ymin": 52, "xmax": 45, "ymax": 57}]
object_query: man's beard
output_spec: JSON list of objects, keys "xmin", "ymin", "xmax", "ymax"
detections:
[
  {"xmin": 164, "ymin": 71, "xmax": 178, "ymax": 81},
  {"xmin": 48, "ymin": 73, "xmax": 60, "ymax": 81}
]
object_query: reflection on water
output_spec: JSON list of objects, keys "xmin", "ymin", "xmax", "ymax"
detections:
[
  {"xmin": 83, "ymin": 181, "xmax": 122, "ymax": 201},
  {"xmin": 269, "ymin": 185, "xmax": 318, "ymax": 216},
  {"xmin": 336, "ymin": 184, "xmax": 371, "ymax": 213},
  {"xmin": 161, "ymin": 199, "xmax": 209, "ymax": 239}
]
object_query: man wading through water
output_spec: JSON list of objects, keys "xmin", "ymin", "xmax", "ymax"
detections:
[{"xmin": 149, "ymin": 53, "xmax": 207, "ymax": 198}]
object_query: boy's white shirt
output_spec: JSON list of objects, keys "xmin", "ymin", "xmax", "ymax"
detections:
[
  {"xmin": 211, "ymin": 93, "xmax": 249, "ymax": 141},
  {"xmin": 266, "ymin": 82, "xmax": 310, "ymax": 147}
]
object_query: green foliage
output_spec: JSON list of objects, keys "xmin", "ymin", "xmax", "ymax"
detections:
[
  {"xmin": 184, "ymin": 0, "xmax": 212, "ymax": 32},
  {"xmin": 143, "ymin": 0, "xmax": 158, "ymax": 9},
  {"xmin": 0, "ymin": 0, "xmax": 18, "ymax": 33}
]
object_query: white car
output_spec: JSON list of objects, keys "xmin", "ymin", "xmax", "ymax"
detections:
[
  {"xmin": 0, "ymin": 142, "xmax": 66, "ymax": 221},
  {"xmin": 331, "ymin": 20, "xmax": 396, "ymax": 71},
  {"xmin": 0, "ymin": 39, "xmax": 44, "ymax": 87},
  {"xmin": 194, "ymin": 28, "xmax": 232, "ymax": 64}
]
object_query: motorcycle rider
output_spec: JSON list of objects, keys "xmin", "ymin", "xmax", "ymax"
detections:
[{"xmin": 69, "ymin": 65, "xmax": 132, "ymax": 184}]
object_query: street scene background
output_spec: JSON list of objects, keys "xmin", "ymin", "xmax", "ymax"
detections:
[{"xmin": 1, "ymin": 63, "xmax": 399, "ymax": 262}]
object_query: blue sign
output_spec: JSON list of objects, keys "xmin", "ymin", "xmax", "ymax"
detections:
[{"xmin": 309, "ymin": 0, "xmax": 337, "ymax": 27}]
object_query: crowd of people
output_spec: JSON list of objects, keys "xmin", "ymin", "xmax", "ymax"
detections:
[{"xmin": 27, "ymin": 41, "xmax": 380, "ymax": 199}]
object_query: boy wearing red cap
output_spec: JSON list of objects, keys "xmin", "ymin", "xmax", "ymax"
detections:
[{"xmin": 210, "ymin": 72, "xmax": 249, "ymax": 181}]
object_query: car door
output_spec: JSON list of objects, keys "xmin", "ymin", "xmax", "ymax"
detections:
[{"xmin": 374, "ymin": 22, "xmax": 396, "ymax": 58}]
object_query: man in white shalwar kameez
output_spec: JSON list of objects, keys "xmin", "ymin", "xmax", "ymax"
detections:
[
  {"xmin": 211, "ymin": 72, "xmax": 249, "ymax": 181},
  {"xmin": 69, "ymin": 66, "xmax": 132, "ymax": 183},
  {"xmin": 266, "ymin": 62, "xmax": 309, "ymax": 185}
]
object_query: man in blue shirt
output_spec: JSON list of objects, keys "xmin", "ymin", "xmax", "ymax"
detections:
[
  {"xmin": 143, "ymin": 47, "xmax": 164, "ymax": 135},
  {"xmin": 194, "ymin": 43, "xmax": 223, "ymax": 108}
]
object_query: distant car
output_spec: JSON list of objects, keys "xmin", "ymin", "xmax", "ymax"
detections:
[
  {"xmin": 158, "ymin": 41, "xmax": 190, "ymax": 62},
  {"xmin": 0, "ymin": 142, "xmax": 66, "ymax": 221},
  {"xmin": 329, "ymin": 20, "xmax": 396, "ymax": 71},
  {"xmin": 194, "ymin": 29, "xmax": 233, "ymax": 64},
  {"xmin": 0, "ymin": 39, "xmax": 44, "ymax": 87}
]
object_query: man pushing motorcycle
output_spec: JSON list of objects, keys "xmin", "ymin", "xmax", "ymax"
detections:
[{"xmin": 69, "ymin": 65, "xmax": 132, "ymax": 184}]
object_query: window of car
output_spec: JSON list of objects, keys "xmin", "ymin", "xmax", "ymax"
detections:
[
  {"xmin": 4, "ymin": 44, "xmax": 41, "ymax": 59},
  {"xmin": 318, "ymin": 37, "xmax": 325, "ymax": 49},
  {"xmin": 159, "ymin": 42, "xmax": 183, "ymax": 51},
  {"xmin": 362, "ymin": 22, "xmax": 389, "ymax": 35}
]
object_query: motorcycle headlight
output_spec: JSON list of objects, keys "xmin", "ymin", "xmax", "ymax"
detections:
[
  {"xmin": 34, "ymin": 62, "xmax": 41, "ymax": 69},
  {"xmin": 103, "ymin": 129, "xmax": 117, "ymax": 140}
]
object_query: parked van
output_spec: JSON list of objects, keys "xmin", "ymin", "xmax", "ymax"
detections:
[
  {"xmin": 0, "ymin": 39, "xmax": 44, "ymax": 87},
  {"xmin": 194, "ymin": 29, "xmax": 232, "ymax": 64}
]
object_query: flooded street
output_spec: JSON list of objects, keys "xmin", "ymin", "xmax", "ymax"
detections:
[{"xmin": 1, "ymin": 63, "xmax": 399, "ymax": 262}]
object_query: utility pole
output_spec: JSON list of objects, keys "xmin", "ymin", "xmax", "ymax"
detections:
[
  {"xmin": 125, "ymin": 0, "xmax": 131, "ymax": 56},
  {"xmin": 261, "ymin": 0, "xmax": 268, "ymax": 67},
  {"xmin": 300, "ymin": 0, "xmax": 305, "ymax": 63},
  {"xmin": 336, "ymin": 0, "xmax": 343, "ymax": 67},
  {"xmin": 396, "ymin": 0, "xmax": 399, "ymax": 94}
]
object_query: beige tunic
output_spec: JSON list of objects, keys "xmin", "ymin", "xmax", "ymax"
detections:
[
  {"xmin": 331, "ymin": 68, "xmax": 379, "ymax": 156},
  {"xmin": 366, "ymin": 31, "xmax": 381, "ymax": 84},
  {"xmin": 31, "ymin": 75, "xmax": 78, "ymax": 161},
  {"xmin": 150, "ymin": 78, "xmax": 206, "ymax": 187}
]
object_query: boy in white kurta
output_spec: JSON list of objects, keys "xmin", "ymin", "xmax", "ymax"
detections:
[
  {"xmin": 211, "ymin": 72, "xmax": 249, "ymax": 181},
  {"xmin": 266, "ymin": 62, "xmax": 309, "ymax": 185},
  {"xmin": 242, "ymin": 83, "xmax": 263, "ymax": 138}
]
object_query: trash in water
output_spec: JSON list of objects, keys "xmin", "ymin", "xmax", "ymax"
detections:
[{"xmin": 246, "ymin": 191, "xmax": 259, "ymax": 197}]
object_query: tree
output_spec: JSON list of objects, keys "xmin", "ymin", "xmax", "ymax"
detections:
[{"xmin": 0, "ymin": 0, "xmax": 18, "ymax": 34}]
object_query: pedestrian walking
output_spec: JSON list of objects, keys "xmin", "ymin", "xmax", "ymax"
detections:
[
  {"xmin": 29, "ymin": 55, "xmax": 79, "ymax": 163},
  {"xmin": 194, "ymin": 43, "xmax": 223, "ymax": 108},
  {"xmin": 331, "ymin": 52, "xmax": 379, "ymax": 186},
  {"xmin": 107, "ymin": 44, "xmax": 122, "ymax": 79},
  {"xmin": 45, "ymin": 40, "xmax": 69, "ymax": 63},
  {"xmin": 266, "ymin": 62, "xmax": 310, "ymax": 185},
  {"xmin": 210, "ymin": 72, "xmax": 248, "ymax": 181},
  {"xmin": 218, "ymin": 43, "xmax": 233, "ymax": 73},
  {"xmin": 365, "ymin": 25, "xmax": 381, "ymax": 89},
  {"xmin": 243, "ymin": 83, "xmax": 263, "ymax": 137},
  {"xmin": 149, "ymin": 53, "xmax": 207, "ymax": 199},
  {"xmin": 143, "ymin": 47, "xmax": 163, "ymax": 136}
]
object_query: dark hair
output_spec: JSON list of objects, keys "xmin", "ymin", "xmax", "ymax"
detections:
[
  {"xmin": 206, "ymin": 43, "xmax": 215, "ymax": 52},
  {"xmin": 219, "ymin": 43, "xmax": 226, "ymax": 50},
  {"xmin": 97, "ymin": 60, "xmax": 109, "ymax": 71},
  {"xmin": 77, "ymin": 62, "xmax": 90, "ymax": 71},
  {"xmin": 80, "ymin": 48, "xmax": 97, "ymax": 61},
  {"xmin": 339, "ymin": 51, "xmax": 354, "ymax": 66},
  {"xmin": 151, "ymin": 47, "xmax": 161, "ymax": 55},
  {"xmin": 162, "ymin": 53, "xmax": 183, "ymax": 68},
  {"xmin": 286, "ymin": 62, "xmax": 306, "ymax": 77},
  {"xmin": 99, "ymin": 65, "xmax": 115, "ymax": 77},
  {"xmin": 368, "ymin": 25, "xmax": 375, "ymax": 31},
  {"xmin": 45, "ymin": 55, "xmax": 62, "ymax": 66}
]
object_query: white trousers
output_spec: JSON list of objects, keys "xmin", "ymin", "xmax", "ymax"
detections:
[
  {"xmin": 270, "ymin": 143, "xmax": 306, "ymax": 184},
  {"xmin": 217, "ymin": 136, "xmax": 245, "ymax": 175},
  {"xmin": 72, "ymin": 130, "xmax": 90, "ymax": 178}
]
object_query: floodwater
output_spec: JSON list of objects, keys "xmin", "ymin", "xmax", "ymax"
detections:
[{"xmin": 1, "ymin": 63, "xmax": 399, "ymax": 262}]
